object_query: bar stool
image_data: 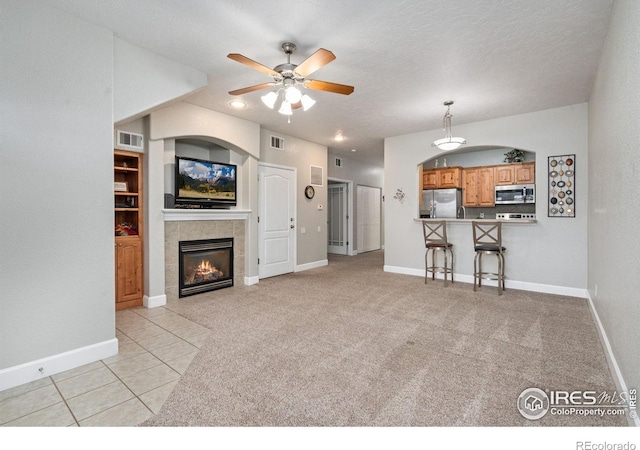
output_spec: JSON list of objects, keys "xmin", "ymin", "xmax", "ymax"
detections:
[
  {"xmin": 472, "ymin": 221, "xmax": 506, "ymax": 295},
  {"xmin": 422, "ymin": 220, "xmax": 454, "ymax": 286}
]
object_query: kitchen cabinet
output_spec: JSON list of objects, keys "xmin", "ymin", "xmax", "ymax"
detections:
[
  {"xmin": 422, "ymin": 167, "xmax": 461, "ymax": 189},
  {"xmin": 438, "ymin": 167, "xmax": 461, "ymax": 188},
  {"xmin": 478, "ymin": 167, "xmax": 495, "ymax": 206},
  {"xmin": 462, "ymin": 168, "xmax": 478, "ymax": 206},
  {"xmin": 422, "ymin": 169, "xmax": 438, "ymax": 189},
  {"xmin": 494, "ymin": 165, "xmax": 515, "ymax": 186},
  {"xmin": 463, "ymin": 167, "xmax": 495, "ymax": 206},
  {"xmin": 495, "ymin": 162, "xmax": 535, "ymax": 186},
  {"xmin": 515, "ymin": 162, "xmax": 535, "ymax": 184}
]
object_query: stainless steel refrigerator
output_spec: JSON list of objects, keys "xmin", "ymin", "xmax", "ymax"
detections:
[{"xmin": 421, "ymin": 188, "xmax": 463, "ymax": 218}]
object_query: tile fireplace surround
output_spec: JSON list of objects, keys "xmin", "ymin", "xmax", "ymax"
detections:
[{"xmin": 164, "ymin": 211, "xmax": 247, "ymax": 302}]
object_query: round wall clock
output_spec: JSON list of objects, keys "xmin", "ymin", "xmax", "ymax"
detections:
[{"xmin": 304, "ymin": 185, "xmax": 315, "ymax": 199}]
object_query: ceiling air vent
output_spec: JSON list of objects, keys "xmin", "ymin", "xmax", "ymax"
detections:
[
  {"xmin": 334, "ymin": 157, "xmax": 343, "ymax": 168},
  {"xmin": 310, "ymin": 165, "xmax": 323, "ymax": 186},
  {"xmin": 270, "ymin": 135, "xmax": 284, "ymax": 150},
  {"xmin": 117, "ymin": 130, "xmax": 144, "ymax": 150}
]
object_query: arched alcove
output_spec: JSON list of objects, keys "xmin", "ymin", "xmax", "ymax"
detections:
[
  {"xmin": 418, "ymin": 145, "xmax": 536, "ymax": 168},
  {"xmin": 417, "ymin": 145, "xmax": 538, "ymax": 220}
]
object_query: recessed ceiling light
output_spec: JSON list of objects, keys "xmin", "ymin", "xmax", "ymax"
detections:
[
  {"xmin": 229, "ymin": 100, "xmax": 246, "ymax": 109},
  {"xmin": 334, "ymin": 134, "xmax": 345, "ymax": 142},
  {"xmin": 351, "ymin": 149, "xmax": 357, "ymax": 152}
]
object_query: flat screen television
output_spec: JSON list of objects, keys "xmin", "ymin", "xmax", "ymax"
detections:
[{"xmin": 175, "ymin": 156, "xmax": 237, "ymax": 208}]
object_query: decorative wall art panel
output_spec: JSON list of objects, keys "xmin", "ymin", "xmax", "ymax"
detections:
[{"xmin": 548, "ymin": 154, "xmax": 575, "ymax": 218}]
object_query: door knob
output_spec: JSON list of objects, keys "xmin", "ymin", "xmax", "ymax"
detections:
[{"xmin": 290, "ymin": 225, "xmax": 295, "ymax": 229}]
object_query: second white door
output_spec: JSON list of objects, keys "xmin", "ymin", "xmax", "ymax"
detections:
[{"xmin": 357, "ymin": 185, "xmax": 381, "ymax": 253}]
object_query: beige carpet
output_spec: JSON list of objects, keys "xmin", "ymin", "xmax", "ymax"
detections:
[{"xmin": 143, "ymin": 251, "xmax": 625, "ymax": 426}]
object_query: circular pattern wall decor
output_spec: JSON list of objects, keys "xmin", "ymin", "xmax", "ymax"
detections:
[{"xmin": 548, "ymin": 154, "xmax": 575, "ymax": 218}]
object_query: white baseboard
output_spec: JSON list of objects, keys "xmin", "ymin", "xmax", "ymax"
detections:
[
  {"xmin": 295, "ymin": 259, "xmax": 328, "ymax": 272},
  {"xmin": 244, "ymin": 275, "xmax": 259, "ymax": 285},
  {"xmin": 383, "ymin": 265, "xmax": 588, "ymax": 298},
  {"xmin": 143, "ymin": 294, "xmax": 166, "ymax": 308},
  {"xmin": 0, "ymin": 338, "xmax": 118, "ymax": 392},
  {"xmin": 587, "ymin": 294, "xmax": 640, "ymax": 427}
]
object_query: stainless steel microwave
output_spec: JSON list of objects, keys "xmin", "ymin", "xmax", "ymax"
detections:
[{"xmin": 495, "ymin": 184, "xmax": 535, "ymax": 204}]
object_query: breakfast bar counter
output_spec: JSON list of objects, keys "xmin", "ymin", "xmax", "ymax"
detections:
[{"xmin": 414, "ymin": 218, "xmax": 537, "ymax": 225}]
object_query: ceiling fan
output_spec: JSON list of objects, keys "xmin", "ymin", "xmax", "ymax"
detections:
[{"xmin": 227, "ymin": 42, "xmax": 354, "ymax": 114}]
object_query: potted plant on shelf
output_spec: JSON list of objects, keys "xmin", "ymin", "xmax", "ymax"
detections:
[{"xmin": 504, "ymin": 149, "xmax": 525, "ymax": 163}]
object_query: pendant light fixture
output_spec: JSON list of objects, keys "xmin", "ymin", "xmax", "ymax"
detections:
[{"xmin": 432, "ymin": 101, "xmax": 466, "ymax": 151}]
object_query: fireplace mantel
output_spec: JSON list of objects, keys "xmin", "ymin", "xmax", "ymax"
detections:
[{"xmin": 163, "ymin": 209, "xmax": 252, "ymax": 221}]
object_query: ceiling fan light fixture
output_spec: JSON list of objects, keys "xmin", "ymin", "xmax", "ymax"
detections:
[
  {"xmin": 285, "ymin": 85, "xmax": 302, "ymax": 104},
  {"xmin": 278, "ymin": 100, "xmax": 293, "ymax": 116},
  {"xmin": 261, "ymin": 91, "xmax": 278, "ymax": 109},
  {"xmin": 432, "ymin": 101, "xmax": 466, "ymax": 151},
  {"xmin": 300, "ymin": 94, "xmax": 316, "ymax": 111},
  {"xmin": 229, "ymin": 42, "xmax": 354, "ymax": 119}
]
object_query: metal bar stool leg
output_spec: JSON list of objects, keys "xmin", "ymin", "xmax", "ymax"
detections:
[
  {"xmin": 449, "ymin": 250, "xmax": 453, "ymax": 284},
  {"xmin": 424, "ymin": 250, "xmax": 429, "ymax": 284},
  {"xmin": 443, "ymin": 249, "xmax": 448, "ymax": 286}
]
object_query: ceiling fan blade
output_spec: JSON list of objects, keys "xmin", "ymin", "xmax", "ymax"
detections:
[
  {"xmin": 291, "ymin": 101, "xmax": 302, "ymax": 110},
  {"xmin": 305, "ymin": 79, "xmax": 354, "ymax": 95},
  {"xmin": 227, "ymin": 53, "xmax": 277, "ymax": 77},
  {"xmin": 294, "ymin": 48, "xmax": 336, "ymax": 77},
  {"xmin": 228, "ymin": 82, "xmax": 275, "ymax": 96}
]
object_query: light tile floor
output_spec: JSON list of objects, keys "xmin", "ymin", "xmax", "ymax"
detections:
[{"xmin": 0, "ymin": 306, "xmax": 210, "ymax": 427}]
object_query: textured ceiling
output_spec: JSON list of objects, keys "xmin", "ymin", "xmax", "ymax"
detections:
[{"xmin": 45, "ymin": 0, "xmax": 613, "ymax": 166}]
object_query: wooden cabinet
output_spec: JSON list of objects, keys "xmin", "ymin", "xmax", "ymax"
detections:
[
  {"xmin": 422, "ymin": 167, "xmax": 461, "ymax": 189},
  {"xmin": 462, "ymin": 168, "xmax": 478, "ymax": 206},
  {"xmin": 478, "ymin": 167, "xmax": 495, "ymax": 206},
  {"xmin": 114, "ymin": 150, "xmax": 143, "ymax": 310},
  {"xmin": 438, "ymin": 167, "xmax": 461, "ymax": 188},
  {"xmin": 495, "ymin": 162, "xmax": 535, "ymax": 186},
  {"xmin": 494, "ymin": 165, "xmax": 515, "ymax": 186},
  {"xmin": 422, "ymin": 169, "xmax": 438, "ymax": 189},
  {"xmin": 115, "ymin": 238, "xmax": 142, "ymax": 307},
  {"xmin": 463, "ymin": 167, "xmax": 495, "ymax": 206},
  {"xmin": 515, "ymin": 162, "xmax": 535, "ymax": 184}
]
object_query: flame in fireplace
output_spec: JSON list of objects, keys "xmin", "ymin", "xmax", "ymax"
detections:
[
  {"xmin": 189, "ymin": 259, "xmax": 224, "ymax": 284},
  {"xmin": 198, "ymin": 260, "xmax": 214, "ymax": 273}
]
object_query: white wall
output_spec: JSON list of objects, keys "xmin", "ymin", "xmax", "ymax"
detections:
[
  {"xmin": 384, "ymin": 104, "xmax": 588, "ymax": 295},
  {"xmin": 0, "ymin": 1, "xmax": 116, "ymax": 385},
  {"xmin": 114, "ymin": 37, "xmax": 208, "ymax": 124},
  {"xmin": 261, "ymin": 130, "xmax": 328, "ymax": 267},
  {"xmin": 150, "ymin": 102, "xmax": 260, "ymax": 159},
  {"xmin": 588, "ymin": 0, "xmax": 640, "ymax": 408}
]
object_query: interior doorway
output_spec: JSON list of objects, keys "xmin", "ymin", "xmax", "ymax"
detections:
[{"xmin": 327, "ymin": 182, "xmax": 349, "ymax": 255}]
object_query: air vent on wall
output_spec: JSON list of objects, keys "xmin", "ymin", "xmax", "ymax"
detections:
[
  {"xmin": 310, "ymin": 165, "xmax": 323, "ymax": 186},
  {"xmin": 117, "ymin": 130, "xmax": 144, "ymax": 150},
  {"xmin": 270, "ymin": 135, "xmax": 284, "ymax": 150},
  {"xmin": 334, "ymin": 157, "xmax": 343, "ymax": 168}
]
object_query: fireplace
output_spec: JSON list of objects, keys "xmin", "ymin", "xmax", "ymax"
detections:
[{"xmin": 179, "ymin": 238, "xmax": 234, "ymax": 297}]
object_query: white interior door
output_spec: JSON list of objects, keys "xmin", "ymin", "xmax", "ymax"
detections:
[
  {"xmin": 328, "ymin": 183, "xmax": 348, "ymax": 255},
  {"xmin": 357, "ymin": 185, "xmax": 381, "ymax": 253},
  {"xmin": 258, "ymin": 164, "xmax": 296, "ymax": 278}
]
